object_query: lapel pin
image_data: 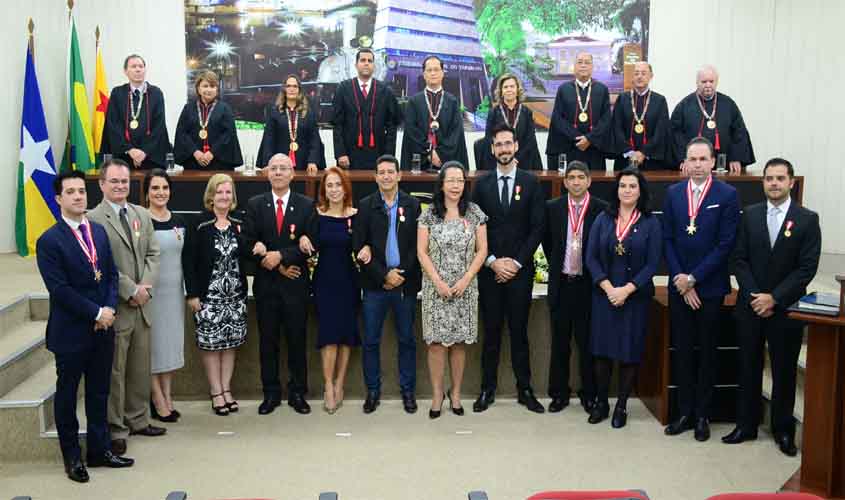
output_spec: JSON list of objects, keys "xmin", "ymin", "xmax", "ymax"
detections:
[
  {"xmin": 514, "ymin": 185, "xmax": 522, "ymax": 201},
  {"xmin": 784, "ymin": 220, "xmax": 794, "ymax": 238},
  {"xmin": 398, "ymin": 206, "xmax": 406, "ymax": 223},
  {"xmin": 289, "ymin": 223, "xmax": 296, "ymax": 240}
]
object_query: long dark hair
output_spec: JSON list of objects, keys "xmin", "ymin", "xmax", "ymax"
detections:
[
  {"xmin": 431, "ymin": 161, "xmax": 469, "ymax": 219},
  {"xmin": 606, "ymin": 167, "xmax": 651, "ymax": 217}
]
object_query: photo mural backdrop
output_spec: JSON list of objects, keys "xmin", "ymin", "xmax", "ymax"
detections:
[{"xmin": 185, "ymin": 0, "xmax": 650, "ymax": 131}]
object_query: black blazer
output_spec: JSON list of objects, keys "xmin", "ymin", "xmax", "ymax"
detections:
[
  {"xmin": 182, "ymin": 211, "xmax": 248, "ymax": 301},
  {"xmin": 242, "ymin": 191, "xmax": 315, "ymax": 298},
  {"xmin": 546, "ymin": 80, "xmax": 612, "ymax": 156},
  {"xmin": 400, "ymin": 91, "xmax": 468, "ymax": 170},
  {"xmin": 471, "ymin": 168, "xmax": 545, "ymax": 270},
  {"xmin": 173, "ymin": 99, "xmax": 243, "ymax": 170},
  {"xmin": 331, "ymin": 78, "xmax": 400, "ymax": 169},
  {"xmin": 352, "ymin": 190, "xmax": 421, "ymax": 294},
  {"xmin": 610, "ymin": 90, "xmax": 671, "ymax": 170},
  {"xmin": 732, "ymin": 201, "xmax": 821, "ymax": 324},
  {"xmin": 103, "ymin": 83, "xmax": 171, "ymax": 168},
  {"xmin": 257, "ymin": 103, "xmax": 323, "ymax": 168},
  {"xmin": 542, "ymin": 194, "xmax": 608, "ymax": 305}
]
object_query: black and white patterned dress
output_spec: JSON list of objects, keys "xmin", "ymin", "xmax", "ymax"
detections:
[
  {"xmin": 419, "ymin": 202, "xmax": 487, "ymax": 346},
  {"xmin": 194, "ymin": 226, "xmax": 247, "ymax": 351}
]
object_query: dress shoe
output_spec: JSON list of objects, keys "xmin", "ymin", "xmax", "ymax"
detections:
[
  {"xmin": 401, "ymin": 392, "xmax": 418, "ymax": 414},
  {"xmin": 87, "ymin": 450, "xmax": 134, "ymax": 468},
  {"xmin": 472, "ymin": 390, "xmax": 495, "ymax": 413},
  {"xmin": 694, "ymin": 418, "xmax": 711, "ymax": 442},
  {"xmin": 775, "ymin": 433, "xmax": 798, "ymax": 457},
  {"xmin": 664, "ymin": 415, "xmax": 695, "ymax": 436},
  {"xmin": 288, "ymin": 393, "xmax": 312, "ymax": 414},
  {"xmin": 64, "ymin": 459, "xmax": 89, "ymax": 483},
  {"xmin": 721, "ymin": 427, "xmax": 758, "ymax": 444},
  {"xmin": 110, "ymin": 439, "xmax": 127, "ymax": 456},
  {"xmin": 578, "ymin": 391, "xmax": 596, "ymax": 414},
  {"xmin": 363, "ymin": 391, "xmax": 380, "ymax": 414},
  {"xmin": 588, "ymin": 401, "xmax": 610, "ymax": 424},
  {"xmin": 548, "ymin": 397, "xmax": 569, "ymax": 413},
  {"xmin": 258, "ymin": 399, "xmax": 281, "ymax": 415},
  {"xmin": 611, "ymin": 405, "xmax": 628, "ymax": 428},
  {"xmin": 517, "ymin": 388, "xmax": 545, "ymax": 413},
  {"xmin": 129, "ymin": 425, "xmax": 167, "ymax": 437}
]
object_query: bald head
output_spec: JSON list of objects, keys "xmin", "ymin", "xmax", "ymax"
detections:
[{"xmin": 696, "ymin": 65, "xmax": 719, "ymax": 98}]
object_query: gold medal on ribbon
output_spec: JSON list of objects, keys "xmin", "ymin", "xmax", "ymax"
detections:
[
  {"xmin": 94, "ymin": 269, "xmax": 102, "ymax": 282},
  {"xmin": 707, "ymin": 119, "xmax": 716, "ymax": 129},
  {"xmin": 429, "ymin": 120, "xmax": 439, "ymax": 131},
  {"xmin": 634, "ymin": 123, "xmax": 645, "ymax": 134},
  {"xmin": 289, "ymin": 141, "xmax": 299, "ymax": 152},
  {"xmin": 615, "ymin": 241, "xmax": 626, "ymax": 256},
  {"xmin": 130, "ymin": 119, "xmax": 139, "ymax": 130},
  {"xmin": 199, "ymin": 129, "xmax": 208, "ymax": 140},
  {"xmin": 578, "ymin": 112, "xmax": 588, "ymax": 123},
  {"xmin": 571, "ymin": 239, "xmax": 580, "ymax": 251},
  {"xmin": 686, "ymin": 218, "xmax": 697, "ymax": 235}
]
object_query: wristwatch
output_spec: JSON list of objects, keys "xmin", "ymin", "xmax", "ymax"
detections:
[{"xmin": 687, "ymin": 275, "xmax": 696, "ymax": 288}]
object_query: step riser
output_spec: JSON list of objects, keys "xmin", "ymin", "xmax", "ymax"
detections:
[
  {"xmin": 0, "ymin": 345, "xmax": 50, "ymax": 398},
  {"xmin": 0, "ymin": 296, "xmax": 30, "ymax": 338},
  {"xmin": 0, "ymin": 405, "xmax": 62, "ymax": 463}
]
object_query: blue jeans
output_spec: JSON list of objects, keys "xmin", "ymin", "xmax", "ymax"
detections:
[{"xmin": 361, "ymin": 289, "xmax": 417, "ymax": 394}]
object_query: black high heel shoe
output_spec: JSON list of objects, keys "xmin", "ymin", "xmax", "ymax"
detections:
[
  {"xmin": 447, "ymin": 389, "xmax": 464, "ymax": 416},
  {"xmin": 429, "ymin": 393, "xmax": 444, "ymax": 419},
  {"xmin": 222, "ymin": 390, "xmax": 239, "ymax": 413},
  {"xmin": 151, "ymin": 399, "xmax": 178, "ymax": 423},
  {"xmin": 210, "ymin": 393, "xmax": 230, "ymax": 416}
]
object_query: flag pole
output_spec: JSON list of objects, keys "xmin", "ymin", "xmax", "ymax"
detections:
[{"xmin": 27, "ymin": 18, "xmax": 34, "ymax": 58}]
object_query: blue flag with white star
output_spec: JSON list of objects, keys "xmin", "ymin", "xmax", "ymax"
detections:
[{"xmin": 16, "ymin": 44, "xmax": 59, "ymax": 256}]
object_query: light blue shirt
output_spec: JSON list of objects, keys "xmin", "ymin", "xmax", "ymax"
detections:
[{"xmin": 382, "ymin": 192, "xmax": 401, "ymax": 269}]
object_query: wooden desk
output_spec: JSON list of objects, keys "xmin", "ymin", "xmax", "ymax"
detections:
[{"xmin": 85, "ymin": 169, "xmax": 804, "ymax": 212}]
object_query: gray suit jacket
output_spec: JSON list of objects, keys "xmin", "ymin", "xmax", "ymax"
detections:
[{"xmin": 87, "ymin": 201, "xmax": 161, "ymax": 331}]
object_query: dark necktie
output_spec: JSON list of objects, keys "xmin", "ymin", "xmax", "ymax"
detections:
[
  {"xmin": 500, "ymin": 175, "xmax": 510, "ymax": 212},
  {"xmin": 361, "ymin": 82, "xmax": 368, "ymax": 99},
  {"xmin": 132, "ymin": 89, "xmax": 141, "ymax": 114},
  {"xmin": 119, "ymin": 207, "xmax": 140, "ymax": 278}
]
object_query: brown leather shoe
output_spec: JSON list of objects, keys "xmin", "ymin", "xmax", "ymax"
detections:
[{"xmin": 111, "ymin": 438, "xmax": 127, "ymax": 456}]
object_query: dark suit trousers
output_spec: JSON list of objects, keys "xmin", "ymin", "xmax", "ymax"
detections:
[
  {"xmin": 256, "ymin": 291, "xmax": 308, "ymax": 398},
  {"xmin": 735, "ymin": 311, "xmax": 803, "ymax": 435},
  {"xmin": 669, "ymin": 294, "xmax": 722, "ymax": 419},
  {"xmin": 53, "ymin": 335, "xmax": 114, "ymax": 463},
  {"xmin": 479, "ymin": 267, "xmax": 534, "ymax": 391},
  {"xmin": 548, "ymin": 275, "xmax": 594, "ymax": 400}
]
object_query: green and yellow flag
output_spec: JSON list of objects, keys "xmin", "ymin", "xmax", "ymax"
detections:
[{"xmin": 67, "ymin": 13, "xmax": 94, "ymax": 172}]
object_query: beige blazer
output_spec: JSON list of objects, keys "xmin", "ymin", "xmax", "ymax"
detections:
[{"xmin": 87, "ymin": 201, "xmax": 161, "ymax": 331}]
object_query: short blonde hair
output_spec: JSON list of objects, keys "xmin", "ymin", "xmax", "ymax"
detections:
[
  {"xmin": 203, "ymin": 173, "xmax": 237, "ymax": 211},
  {"xmin": 493, "ymin": 73, "xmax": 525, "ymax": 107},
  {"xmin": 194, "ymin": 70, "xmax": 220, "ymax": 96}
]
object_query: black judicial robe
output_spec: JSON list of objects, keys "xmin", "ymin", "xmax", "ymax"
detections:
[
  {"xmin": 479, "ymin": 103, "xmax": 543, "ymax": 170},
  {"xmin": 257, "ymin": 102, "xmax": 324, "ymax": 169},
  {"xmin": 173, "ymin": 99, "xmax": 243, "ymax": 170},
  {"xmin": 331, "ymin": 78, "xmax": 400, "ymax": 170},
  {"xmin": 103, "ymin": 83, "xmax": 171, "ymax": 169},
  {"xmin": 611, "ymin": 90, "xmax": 671, "ymax": 171},
  {"xmin": 670, "ymin": 91, "xmax": 756, "ymax": 167},
  {"xmin": 400, "ymin": 90, "xmax": 468, "ymax": 171},
  {"xmin": 546, "ymin": 80, "xmax": 612, "ymax": 170}
]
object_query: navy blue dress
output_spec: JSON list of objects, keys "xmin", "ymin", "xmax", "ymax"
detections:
[
  {"xmin": 585, "ymin": 212, "xmax": 662, "ymax": 363},
  {"xmin": 313, "ymin": 214, "xmax": 361, "ymax": 348}
]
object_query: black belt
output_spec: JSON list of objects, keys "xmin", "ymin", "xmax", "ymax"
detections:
[{"xmin": 560, "ymin": 273, "xmax": 584, "ymax": 282}]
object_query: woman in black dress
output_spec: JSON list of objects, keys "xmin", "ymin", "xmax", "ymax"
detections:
[
  {"xmin": 173, "ymin": 70, "xmax": 243, "ymax": 170},
  {"xmin": 257, "ymin": 74, "xmax": 322, "ymax": 174},
  {"xmin": 482, "ymin": 74, "xmax": 543, "ymax": 170},
  {"xmin": 585, "ymin": 167, "xmax": 662, "ymax": 428},
  {"xmin": 183, "ymin": 174, "xmax": 248, "ymax": 416}
]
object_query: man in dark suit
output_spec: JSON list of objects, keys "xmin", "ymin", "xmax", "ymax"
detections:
[
  {"xmin": 663, "ymin": 137, "xmax": 740, "ymax": 441},
  {"xmin": 331, "ymin": 48, "xmax": 400, "ymax": 170},
  {"xmin": 400, "ymin": 55, "xmax": 468, "ymax": 171},
  {"xmin": 723, "ymin": 158, "xmax": 821, "ymax": 456},
  {"xmin": 243, "ymin": 153, "xmax": 314, "ymax": 415},
  {"xmin": 36, "ymin": 170, "xmax": 134, "ymax": 483},
  {"xmin": 88, "ymin": 159, "xmax": 165, "ymax": 456},
  {"xmin": 103, "ymin": 54, "xmax": 171, "ymax": 169},
  {"xmin": 352, "ymin": 154, "xmax": 422, "ymax": 414},
  {"xmin": 542, "ymin": 161, "xmax": 607, "ymax": 413},
  {"xmin": 472, "ymin": 124, "xmax": 545, "ymax": 413}
]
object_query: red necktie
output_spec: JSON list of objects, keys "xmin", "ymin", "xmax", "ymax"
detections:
[
  {"xmin": 276, "ymin": 199, "xmax": 284, "ymax": 236},
  {"xmin": 361, "ymin": 83, "xmax": 368, "ymax": 98}
]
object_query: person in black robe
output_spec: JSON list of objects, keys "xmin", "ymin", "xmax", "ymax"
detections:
[
  {"xmin": 331, "ymin": 49, "xmax": 400, "ymax": 170},
  {"xmin": 103, "ymin": 54, "xmax": 171, "ymax": 169},
  {"xmin": 546, "ymin": 52, "xmax": 612, "ymax": 171},
  {"xmin": 173, "ymin": 70, "xmax": 243, "ymax": 171},
  {"xmin": 479, "ymin": 73, "xmax": 543, "ymax": 170},
  {"xmin": 611, "ymin": 62, "xmax": 671, "ymax": 171},
  {"xmin": 400, "ymin": 55, "xmax": 468, "ymax": 171},
  {"xmin": 670, "ymin": 65, "xmax": 755, "ymax": 173},
  {"xmin": 257, "ymin": 74, "xmax": 324, "ymax": 174}
]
